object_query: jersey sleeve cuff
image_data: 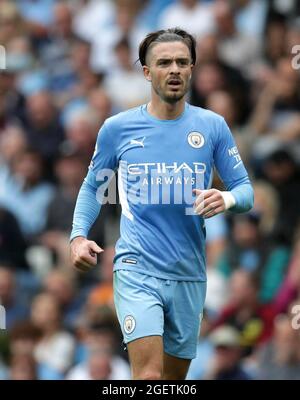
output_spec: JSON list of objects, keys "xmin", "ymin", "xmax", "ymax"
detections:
[
  {"xmin": 70, "ymin": 230, "xmax": 87, "ymax": 243},
  {"xmin": 221, "ymin": 191, "xmax": 236, "ymax": 210}
]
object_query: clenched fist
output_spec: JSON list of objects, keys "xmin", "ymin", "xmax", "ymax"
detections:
[{"xmin": 70, "ymin": 236, "xmax": 103, "ymax": 272}]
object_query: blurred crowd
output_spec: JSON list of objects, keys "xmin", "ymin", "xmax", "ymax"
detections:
[{"xmin": 0, "ymin": 0, "xmax": 300, "ymax": 380}]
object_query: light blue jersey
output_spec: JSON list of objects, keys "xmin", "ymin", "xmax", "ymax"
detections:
[{"xmin": 71, "ymin": 103, "xmax": 253, "ymax": 281}]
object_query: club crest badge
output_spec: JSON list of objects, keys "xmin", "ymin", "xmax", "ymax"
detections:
[
  {"xmin": 188, "ymin": 132, "xmax": 205, "ymax": 149},
  {"xmin": 124, "ymin": 315, "xmax": 136, "ymax": 334}
]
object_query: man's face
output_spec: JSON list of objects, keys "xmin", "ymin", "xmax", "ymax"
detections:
[{"xmin": 143, "ymin": 41, "xmax": 193, "ymax": 104}]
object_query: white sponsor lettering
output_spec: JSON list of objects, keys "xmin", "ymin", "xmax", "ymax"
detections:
[
  {"xmin": 0, "ymin": 45, "xmax": 6, "ymax": 70},
  {"xmin": 127, "ymin": 162, "xmax": 206, "ymax": 175},
  {"xmin": 228, "ymin": 146, "xmax": 242, "ymax": 166},
  {"xmin": 291, "ymin": 304, "xmax": 300, "ymax": 330},
  {"xmin": 0, "ymin": 303, "xmax": 6, "ymax": 329},
  {"xmin": 291, "ymin": 45, "xmax": 300, "ymax": 70}
]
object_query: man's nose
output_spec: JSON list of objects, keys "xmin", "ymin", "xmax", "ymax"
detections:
[{"xmin": 170, "ymin": 61, "xmax": 180, "ymax": 73}]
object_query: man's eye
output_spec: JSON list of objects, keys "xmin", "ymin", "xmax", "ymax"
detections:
[
  {"xmin": 158, "ymin": 60, "xmax": 170, "ymax": 66},
  {"xmin": 178, "ymin": 60, "xmax": 190, "ymax": 66}
]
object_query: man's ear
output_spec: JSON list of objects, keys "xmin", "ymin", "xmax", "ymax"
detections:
[{"xmin": 143, "ymin": 65, "xmax": 151, "ymax": 82}]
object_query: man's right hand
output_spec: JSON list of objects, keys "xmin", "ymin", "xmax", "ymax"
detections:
[{"xmin": 70, "ymin": 236, "xmax": 103, "ymax": 272}]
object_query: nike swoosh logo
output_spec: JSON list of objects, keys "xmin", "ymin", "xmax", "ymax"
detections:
[{"xmin": 130, "ymin": 137, "xmax": 146, "ymax": 147}]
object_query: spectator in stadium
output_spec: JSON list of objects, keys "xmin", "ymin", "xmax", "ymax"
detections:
[
  {"xmin": 0, "ymin": 149, "xmax": 54, "ymax": 239},
  {"xmin": 263, "ymin": 13, "xmax": 287, "ymax": 67},
  {"xmin": 233, "ymin": 0, "xmax": 268, "ymax": 38},
  {"xmin": 69, "ymin": 38, "xmax": 92, "ymax": 80},
  {"xmin": 72, "ymin": 0, "xmax": 115, "ymax": 43},
  {"xmin": 40, "ymin": 1, "xmax": 79, "ymax": 95},
  {"xmin": 89, "ymin": 0, "xmax": 147, "ymax": 73},
  {"xmin": 9, "ymin": 321, "xmax": 42, "ymax": 358},
  {"xmin": 190, "ymin": 61, "xmax": 227, "ymax": 108},
  {"xmin": 0, "ymin": 126, "xmax": 29, "ymax": 269},
  {"xmin": 217, "ymin": 211, "xmax": 290, "ymax": 304},
  {"xmin": 158, "ymin": 0, "xmax": 215, "ymax": 39},
  {"xmin": 213, "ymin": 0, "xmax": 262, "ymax": 75},
  {"xmin": 9, "ymin": 354, "xmax": 38, "ymax": 380},
  {"xmin": 187, "ymin": 32, "xmax": 251, "ymax": 121},
  {"xmin": 66, "ymin": 324, "xmax": 130, "ymax": 380},
  {"xmin": 5, "ymin": 36, "xmax": 35, "ymax": 75},
  {"xmin": 15, "ymin": 0, "xmax": 56, "ymax": 38},
  {"xmin": 0, "ymin": 1, "xmax": 27, "ymax": 47},
  {"xmin": 20, "ymin": 91, "xmax": 65, "ymax": 172},
  {"xmin": 72, "ymin": 69, "xmax": 103, "ymax": 103},
  {"xmin": 262, "ymin": 148, "xmax": 300, "ymax": 245},
  {"xmin": 63, "ymin": 108, "xmax": 99, "ymax": 162},
  {"xmin": 251, "ymin": 180, "xmax": 279, "ymax": 237},
  {"xmin": 0, "ymin": 69, "xmax": 26, "ymax": 125},
  {"xmin": 42, "ymin": 151, "xmax": 105, "ymax": 268},
  {"xmin": 67, "ymin": 319, "xmax": 130, "ymax": 380},
  {"xmin": 0, "ymin": 125, "xmax": 27, "ymax": 166},
  {"xmin": 88, "ymin": 88, "xmax": 113, "ymax": 127},
  {"xmin": 52, "ymin": 37, "xmax": 95, "ymax": 108},
  {"xmin": 250, "ymin": 56, "xmax": 300, "ymax": 136},
  {"xmin": 273, "ymin": 227, "xmax": 300, "ymax": 314},
  {"xmin": 0, "ymin": 265, "xmax": 29, "ymax": 329},
  {"xmin": 256, "ymin": 313, "xmax": 300, "ymax": 380},
  {"xmin": 104, "ymin": 37, "xmax": 150, "ymax": 111},
  {"xmin": 0, "ymin": 208, "xmax": 28, "ymax": 269},
  {"xmin": 210, "ymin": 270, "xmax": 275, "ymax": 354},
  {"xmin": 204, "ymin": 325, "xmax": 252, "ymax": 380},
  {"xmin": 44, "ymin": 152, "xmax": 88, "ymax": 234},
  {"xmin": 30, "ymin": 292, "xmax": 75, "ymax": 379},
  {"xmin": 42, "ymin": 269, "xmax": 87, "ymax": 330},
  {"xmin": 205, "ymin": 90, "xmax": 254, "ymax": 165}
]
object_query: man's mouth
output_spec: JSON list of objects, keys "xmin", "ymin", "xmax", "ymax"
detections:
[{"xmin": 167, "ymin": 79, "xmax": 182, "ymax": 87}]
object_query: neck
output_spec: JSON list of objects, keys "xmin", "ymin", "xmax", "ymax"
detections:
[{"xmin": 147, "ymin": 95, "xmax": 186, "ymax": 120}]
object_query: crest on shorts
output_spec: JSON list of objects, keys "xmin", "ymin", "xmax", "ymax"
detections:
[
  {"xmin": 187, "ymin": 132, "xmax": 205, "ymax": 149},
  {"xmin": 124, "ymin": 315, "xmax": 136, "ymax": 334}
]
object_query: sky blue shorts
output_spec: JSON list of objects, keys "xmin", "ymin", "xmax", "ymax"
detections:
[{"xmin": 113, "ymin": 269, "xmax": 207, "ymax": 360}]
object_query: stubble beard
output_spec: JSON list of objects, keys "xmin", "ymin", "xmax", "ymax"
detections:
[{"xmin": 154, "ymin": 81, "xmax": 189, "ymax": 104}]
